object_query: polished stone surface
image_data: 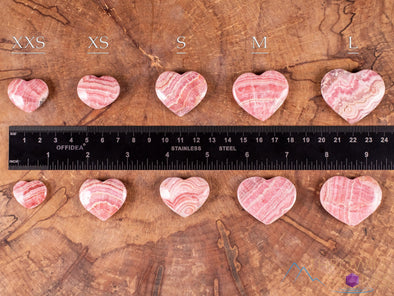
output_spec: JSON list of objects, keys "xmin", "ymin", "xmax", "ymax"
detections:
[
  {"xmin": 232, "ymin": 71, "xmax": 289, "ymax": 121},
  {"xmin": 77, "ymin": 75, "xmax": 120, "ymax": 109},
  {"xmin": 13, "ymin": 180, "xmax": 47, "ymax": 209},
  {"xmin": 155, "ymin": 71, "xmax": 208, "ymax": 116},
  {"xmin": 237, "ymin": 176, "xmax": 296, "ymax": 224},
  {"xmin": 8, "ymin": 78, "xmax": 49, "ymax": 112},
  {"xmin": 159, "ymin": 177, "xmax": 210, "ymax": 217},
  {"xmin": 321, "ymin": 69, "xmax": 385, "ymax": 124},
  {"xmin": 79, "ymin": 179, "xmax": 127, "ymax": 221},
  {"xmin": 320, "ymin": 176, "xmax": 382, "ymax": 226}
]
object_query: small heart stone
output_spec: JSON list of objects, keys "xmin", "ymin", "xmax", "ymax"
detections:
[
  {"xmin": 13, "ymin": 180, "xmax": 47, "ymax": 209},
  {"xmin": 79, "ymin": 179, "xmax": 127, "ymax": 221},
  {"xmin": 320, "ymin": 176, "xmax": 382, "ymax": 226},
  {"xmin": 232, "ymin": 71, "xmax": 289, "ymax": 121},
  {"xmin": 155, "ymin": 71, "xmax": 208, "ymax": 116},
  {"xmin": 77, "ymin": 75, "xmax": 120, "ymax": 109},
  {"xmin": 159, "ymin": 177, "xmax": 210, "ymax": 217},
  {"xmin": 321, "ymin": 69, "xmax": 385, "ymax": 124},
  {"xmin": 237, "ymin": 177, "xmax": 296, "ymax": 224},
  {"xmin": 8, "ymin": 78, "xmax": 49, "ymax": 112}
]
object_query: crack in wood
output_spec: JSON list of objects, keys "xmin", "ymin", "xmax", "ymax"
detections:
[
  {"xmin": 152, "ymin": 264, "xmax": 164, "ymax": 296},
  {"xmin": 216, "ymin": 220, "xmax": 247, "ymax": 296},
  {"xmin": 6, "ymin": 187, "xmax": 69, "ymax": 242},
  {"xmin": 213, "ymin": 278, "xmax": 220, "ymax": 296},
  {"xmin": 45, "ymin": 246, "xmax": 89, "ymax": 294},
  {"xmin": 76, "ymin": 106, "xmax": 112, "ymax": 125},
  {"xmin": 13, "ymin": 0, "xmax": 70, "ymax": 25},
  {"xmin": 338, "ymin": 1, "xmax": 356, "ymax": 35},
  {"xmin": 0, "ymin": 38, "xmax": 15, "ymax": 51},
  {"xmin": 0, "ymin": 215, "xmax": 18, "ymax": 234},
  {"xmin": 93, "ymin": 0, "xmax": 163, "ymax": 70},
  {"xmin": 280, "ymin": 216, "xmax": 337, "ymax": 251},
  {"xmin": 0, "ymin": 69, "xmax": 32, "ymax": 81},
  {"xmin": 370, "ymin": 47, "xmax": 383, "ymax": 70}
]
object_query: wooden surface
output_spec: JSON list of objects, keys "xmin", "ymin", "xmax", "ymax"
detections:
[{"xmin": 0, "ymin": 0, "xmax": 393, "ymax": 295}]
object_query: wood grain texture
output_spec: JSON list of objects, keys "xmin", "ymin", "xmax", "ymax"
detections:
[{"xmin": 0, "ymin": 0, "xmax": 393, "ymax": 295}]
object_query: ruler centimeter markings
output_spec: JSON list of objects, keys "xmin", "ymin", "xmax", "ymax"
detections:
[{"xmin": 8, "ymin": 126, "xmax": 394, "ymax": 170}]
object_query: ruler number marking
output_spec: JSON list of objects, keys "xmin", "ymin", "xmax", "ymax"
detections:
[
  {"xmin": 381, "ymin": 137, "xmax": 389, "ymax": 143},
  {"xmin": 8, "ymin": 126, "xmax": 393, "ymax": 171}
]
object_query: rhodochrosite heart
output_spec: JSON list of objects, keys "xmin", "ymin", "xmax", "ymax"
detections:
[
  {"xmin": 13, "ymin": 180, "xmax": 47, "ymax": 209},
  {"xmin": 320, "ymin": 176, "xmax": 382, "ymax": 226},
  {"xmin": 79, "ymin": 179, "xmax": 127, "ymax": 221},
  {"xmin": 8, "ymin": 78, "xmax": 49, "ymax": 112},
  {"xmin": 77, "ymin": 75, "xmax": 120, "ymax": 109},
  {"xmin": 237, "ymin": 177, "xmax": 296, "ymax": 224},
  {"xmin": 321, "ymin": 69, "xmax": 385, "ymax": 124},
  {"xmin": 155, "ymin": 71, "xmax": 208, "ymax": 116},
  {"xmin": 159, "ymin": 177, "xmax": 210, "ymax": 217},
  {"xmin": 232, "ymin": 71, "xmax": 289, "ymax": 121}
]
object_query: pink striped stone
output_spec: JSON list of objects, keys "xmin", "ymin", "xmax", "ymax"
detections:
[
  {"xmin": 237, "ymin": 177, "xmax": 296, "ymax": 224},
  {"xmin": 7, "ymin": 78, "xmax": 49, "ymax": 112},
  {"xmin": 155, "ymin": 71, "xmax": 208, "ymax": 116},
  {"xmin": 77, "ymin": 75, "xmax": 120, "ymax": 109},
  {"xmin": 320, "ymin": 176, "xmax": 382, "ymax": 226},
  {"xmin": 79, "ymin": 179, "xmax": 127, "ymax": 221},
  {"xmin": 321, "ymin": 69, "xmax": 385, "ymax": 124},
  {"xmin": 13, "ymin": 180, "xmax": 47, "ymax": 209},
  {"xmin": 232, "ymin": 71, "xmax": 289, "ymax": 121},
  {"xmin": 159, "ymin": 177, "xmax": 210, "ymax": 217}
]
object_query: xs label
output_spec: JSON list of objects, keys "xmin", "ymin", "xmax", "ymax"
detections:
[{"xmin": 88, "ymin": 36, "xmax": 109, "ymax": 49}]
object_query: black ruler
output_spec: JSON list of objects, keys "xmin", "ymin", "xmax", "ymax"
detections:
[{"xmin": 8, "ymin": 126, "xmax": 394, "ymax": 170}]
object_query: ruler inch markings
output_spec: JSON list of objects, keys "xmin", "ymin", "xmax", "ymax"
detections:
[{"xmin": 8, "ymin": 126, "xmax": 394, "ymax": 171}]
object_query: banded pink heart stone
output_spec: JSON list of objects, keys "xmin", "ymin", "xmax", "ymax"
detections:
[
  {"xmin": 232, "ymin": 71, "xmax": 289, "ymax": 121},
  {"xmin": 237, "ymin": 177, "xmax": 296, "ymax": 224},
  {"xmin": 79, "ymin": 179, "xmax": 127, "ymax": 221},
  {"xmin": 320, "ymin": 176, "xmax": 382, "ymax": 226},
  {"xmin": 8, "ymin": 78, "xmax": 49, "ymax": 112},
  {"xmin": 13, "ymin": 180, "xmax": 47, "ymax": 209},
  {"xmin": 155, "ymin": 71, "xmax": 208, "ymax": 116},
  {"xmin": 77, "ymin": 75, "xmax": 120, "ymax": 109},
  {"xmin": 321, "ymin": 69, "xmax": 385, "ymax": 124},
  {"xmin": 159, "ymin": 177, "xmax": 210, "ymax": 217}
]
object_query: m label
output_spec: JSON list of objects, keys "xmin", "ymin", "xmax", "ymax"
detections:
[{"xmin": 252, "ymin": 36, "xmax": 267, "ymax": 49}]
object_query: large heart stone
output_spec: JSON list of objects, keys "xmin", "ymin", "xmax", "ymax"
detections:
[
  {"xmin": 232, "ymin": 71, "xmax": 289, "ymax": 121},
  {"xmin": 155, "ymin": 71, "xmax": 208, "ymax": 116},
  {"xmin": 8, "ymin": 78, "xmax": 49, "ymax": 112},
  {"xmin": 321, "ymin": 69, "xmax": 385, "ymax": 124},
  {"xmin": 77, "ymin": 75, "xmax": 120, "ymax": 109},
  {"xmin": 320, "ymin": 176, "xmax": 382, "ymax": 226},
  {"xmin": 237, "ymin": 177, "xmax": 296, "ymax": 224},
  {"xmin": 159, "ymin": 177, "xmax": 210, "ymax": 217},
  {"xmin": 79, "ymin": 179, "xmax": 127, "ymax": 221},
  {"xmin": 13, "ymin": 180, "xmax": 47, "ymax": 209}
]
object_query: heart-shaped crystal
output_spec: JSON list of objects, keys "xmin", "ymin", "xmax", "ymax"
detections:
[
  {"xmin": 155, "ymin": 71, "xmax": 208, "ymax": 116},
  {"xmin": 321, "ymin": 69, "xmax": 385, "ymax": 124},
  {"xmin": 232, "ymin": 71, "xmax": 289, "ymax": 121},
  {"xmin": 320, "ymin": 176, "xmax": 382, "ymax": 226},
  {"xmin": 79, "ymin": 179, "xmax": 127, "ymax": 221},
  {"xmin": 237, "ymin": 176, "xmax": 296, "ymax": 224},
  {"xmin": 159, "ymin": 177, "xmax": 210, "ymax": 217},
  {"xmin": 13, "ymin": 180, "xmax": 47, "ymax": 209},
  {"xmin": 77, "ymin": 75, "xmax": 120, "ymax": 109},
  {"xmin": 8, "ymin": 78, "xmax": 49, "ymax": 112}
]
